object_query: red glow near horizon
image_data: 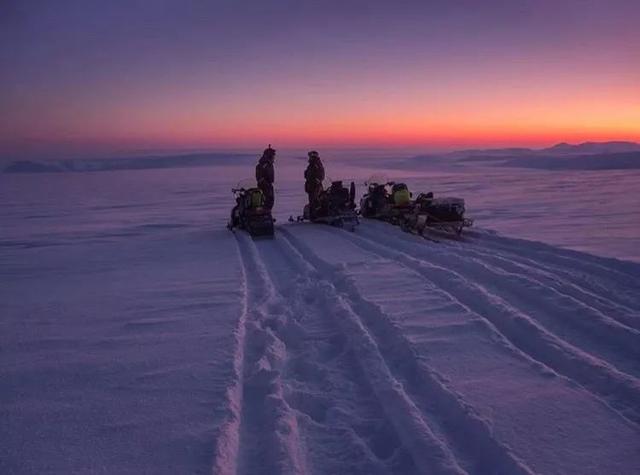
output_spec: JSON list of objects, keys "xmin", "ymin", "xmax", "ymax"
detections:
[{"xmin": 2, "ymin": 1, "xmax": 639, "ymax": 158}]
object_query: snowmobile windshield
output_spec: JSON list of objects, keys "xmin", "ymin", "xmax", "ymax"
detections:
[
  {"xmin": 236, "ymin": 178, "xmax": 258, "ymax": 190},
  {"xmin": 366, "ymin": 174, "xmax": 389, "ymax": 186},
  {"xmin": 322, "ymin": 176, "xmax": 335, "ymax": 189}
]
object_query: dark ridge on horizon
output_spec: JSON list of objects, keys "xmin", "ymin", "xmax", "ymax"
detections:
[
  {"xmin": 3, "ymin": 152, "xmax": 254, "ymax": 174},
  {"xmin": 498, "ymin": 151, "xmax": 640, "ymax": 170},
  {"xmin": 443, "ymin": 141, "xmax": 640, "ymax": 157},
  {"xmin": 4, "ymin": 141, "xmax": 640, "ymax": 174},
  {"xmin": 544, "ymin": 141, "xmax": 640, "ymax": 154}
]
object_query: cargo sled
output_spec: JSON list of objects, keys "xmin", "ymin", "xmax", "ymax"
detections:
[
  {"xmin": 402, "ymin": 193, "xmax": 473, "ymax": 236},
  {"xmin": 359, "ymin": 177, "xmax": 473, "ymax": 236}
]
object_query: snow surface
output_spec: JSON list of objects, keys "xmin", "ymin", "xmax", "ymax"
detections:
[{"xmin": 1, "ymin": 154, "xmax": 639, "ymax": 474}]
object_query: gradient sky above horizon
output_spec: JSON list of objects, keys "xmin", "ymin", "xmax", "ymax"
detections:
[{"xmin": 1, "ymin": 0, "xmax": 639, "ymax": 158}]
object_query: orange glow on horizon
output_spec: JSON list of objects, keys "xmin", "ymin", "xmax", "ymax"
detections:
[
  {"xmin": 3, "ymin": 0, "xmax": 639, "ymax": 159},
  {"xmin": 3, "ymin": 78, "xmax": 638, "ymax": 155}
]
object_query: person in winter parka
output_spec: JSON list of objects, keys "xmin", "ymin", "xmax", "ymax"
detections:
[
  {"xmin": 255, "ymin": 145, "xmax": 275, "ymax": 210},
  {"xmin": 304, "ymin": 150, "xmax": 325, "ymax": 218}
]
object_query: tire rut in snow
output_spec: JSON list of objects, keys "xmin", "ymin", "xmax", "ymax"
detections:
[
  {"xmin": 467, "ymin": 230, "xmax": 640, "ymax": 312},
  {"xmin": 381, "ymin": 229, "xmax": 640, "ymax": 379},
  {"xmin": 211, "ymin": 237, "xmax": 249, "ymax": 475},
  {"xmin": 253, "ymin": 236, "xmax": 417, "ymax": 474},
  {"xmin": 455, "ymin": 248, "xmax": 640, "ymax": 375},
  {"xmin": 278, "ymin": 227, "xmax": 533, "ymax": 475},
  {"xmin": 232, "ymin": 232, "xmax": 306, "ymax": 475},
  {"xmin": 449, "ymin": 241, "xmax": 640, "ymax": 331},
  {"xmin": 343, "ymin": 226, "xmax": 640, "ymax": 427}
]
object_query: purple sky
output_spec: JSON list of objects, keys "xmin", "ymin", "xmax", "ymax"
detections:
[{"xmin": 1, "ymin": 0, "xmax": 639, "ymax": 158}]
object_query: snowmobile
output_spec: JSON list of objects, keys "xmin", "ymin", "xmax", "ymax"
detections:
[
  {"xmin": 359, "ymin": 180, "xmax": 389, "ymax": 219},
  {"xmin": 403, "ymin": 192, "xmax": 473, "ymax": 236},
  {"xmin": 359, "ymin": 177, "xmax": 473, "ymax": 236},
  {"xmin": 290, "ymin": 180, "xmax": 359, "ymax": 231},
  {"xmin": 359, "ymin": 179, "xmax": 414, "ymax": 225},
  {"xmin": 227, "ymin": 180, "xmax": 274, "ymax": 237}
]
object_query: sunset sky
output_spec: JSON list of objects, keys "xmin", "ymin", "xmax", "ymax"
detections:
[{"xmin": 1, "ymin": 0, "xmax": 639, "ymax": 158}]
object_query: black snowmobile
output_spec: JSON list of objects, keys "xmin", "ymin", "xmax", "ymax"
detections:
[
  {"xmin": 227, "ymin": 181, "xmax": 274, "ymax": 237},
  {"xmin": 359, "ymin": 180, "xmax": 390, "ymax": 219},
  {"xmin": 359, "ymin": 178, "xmax": 414, "ymax": 225},
  {"xmin": 291, "ymin": 180, "xmax": 359, "ymax": 231}
]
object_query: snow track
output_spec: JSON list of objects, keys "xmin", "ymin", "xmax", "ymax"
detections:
[
  {"xmin": 278, "ymin": 228, "xmax": 533, "ymax": 475},
  {"xmin": 211, "ymin": 239, "xmax": 249, "ymax": 475},
  {"xmin": 6, "ymin": 160, "xmax": 640, "ymax": 474},
  {"xmin": 227, "ymin": 232, "xmax": 306, "ymax": 475},
  {"xmin": 453, "ymin": 240, "xmax": 640, "ymax": 332},
  {"xmin": 213, "ymin": 222, "xmax": 640, "ymax": 474},
  {"xmin": 345, "ymin": 225, "xmax": 640, "ymax": 425},
  {"xmin": 469, "ymin": 231, "xmax": 640, "ymax": 316},
  {"xmin": 274, "ymin": 232, "xmax": 467, "ymax": 474}
]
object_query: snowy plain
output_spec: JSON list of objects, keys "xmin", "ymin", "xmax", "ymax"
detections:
[{"xmin": 1, "ymin": 150, "xmax": 639, "ymax": 474}]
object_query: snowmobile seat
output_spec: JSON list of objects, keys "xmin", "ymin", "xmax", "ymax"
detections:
[{"xmin": 328, "ymin": 182, "xmax": 350, "ymax": 209}]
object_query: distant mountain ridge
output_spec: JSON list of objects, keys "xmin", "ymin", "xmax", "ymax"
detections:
[
  {"xmin": 406, "ymin": 141, "xmax": 640, "ymax": 171},
  {"xmin": 452, "ymin": 141, "xmax": 640, "ymax": 157},
  {"xmin": 499, "ymin": 151, "xmax": 640, "ymax": 171},
  {"xmin": 542, "ymin": 141, "xmax": 640, "ymax": 155},
  {"xmin": 3, "ymin": 152, "xmax": 254, "ymax": 173}
]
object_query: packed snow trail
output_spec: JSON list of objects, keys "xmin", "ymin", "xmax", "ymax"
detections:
[
  {"xmin": 348, "ymin": 223, "xmax": 640, "ymax": 422},
  {"xmin": 4, "ymin": 158, "xmax": 640, "ymax": 475},
  {"xmin": 211, "ymin": 238, "xmax": 249, "ymax": 475},
  {"xmin": 226, "ymin": 229, "xmax": 472, "ymax": 474},
  {"xmin": 385, "ymin": 235, "xmax": 638, "ymax": 368},
  {"xmin": 278, "ymin": 228, "xmax": 533, "ymax": 475},
  {"xmin": 265, "ymin": 222, "xmax": 640, "ymax": 475},
  {"xmin": 226, "ymin": 232, "xmax": 306, "ymax": 475},
  {"xmin": 274, "ymin": 233, "xmax": 468, "ymax": 474},
  {"xmin": 448, "ymin": 237, "xmax": 640, "ymax": 331},
  {"xmin": 464, "ymin": 229, "xmax": 640, "ymax": 315}
]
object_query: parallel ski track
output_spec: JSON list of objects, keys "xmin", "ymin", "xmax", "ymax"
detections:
[
  {"xmin": 251, "ymin": 235, "xmax": 419, "ymax": 474},
  {"xmin": 218, "ymin": 232, "xmax": 307, "ymax": 475},
  {"xmin": 451, "ymin": 239, "xmax": 640, "ymax": 331},
  {"xmin": 211, "ymin": 236, "xmax": 250, "ymax": 475},
  {"xmin": 217, "ymin": 223, "xmax": 639, "ymax": 473},
  {"xmin": 465, "ymin": 230, "xmax": 640, "ymax": 314},
  {"xmin": 385, "ymin": 229, "xmax": 640, "ymax": 379},
  {"xmin": 277, "ymin": 228, "xmax": 534, "ymax": 475},
  {"xmin": 337, "ymin": 224, "xmax": 640, "ymax": 426}
]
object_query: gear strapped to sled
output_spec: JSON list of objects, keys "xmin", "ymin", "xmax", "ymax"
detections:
[
  {"xmin": 392, "ymin": 183, "xmax": 411, "ymax": 206},
  {"xmin": 359, "ymin": 178, "xmax": 473, "ymax": 236}
]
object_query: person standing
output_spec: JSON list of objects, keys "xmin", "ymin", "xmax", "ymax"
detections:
[
  {"xmin": 255, "ymin": 145, "xmax": 275, "ymax": 210},
  {"xmin": 304, "ymin": 150, "xmax": 325, "ymax": 218}
]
